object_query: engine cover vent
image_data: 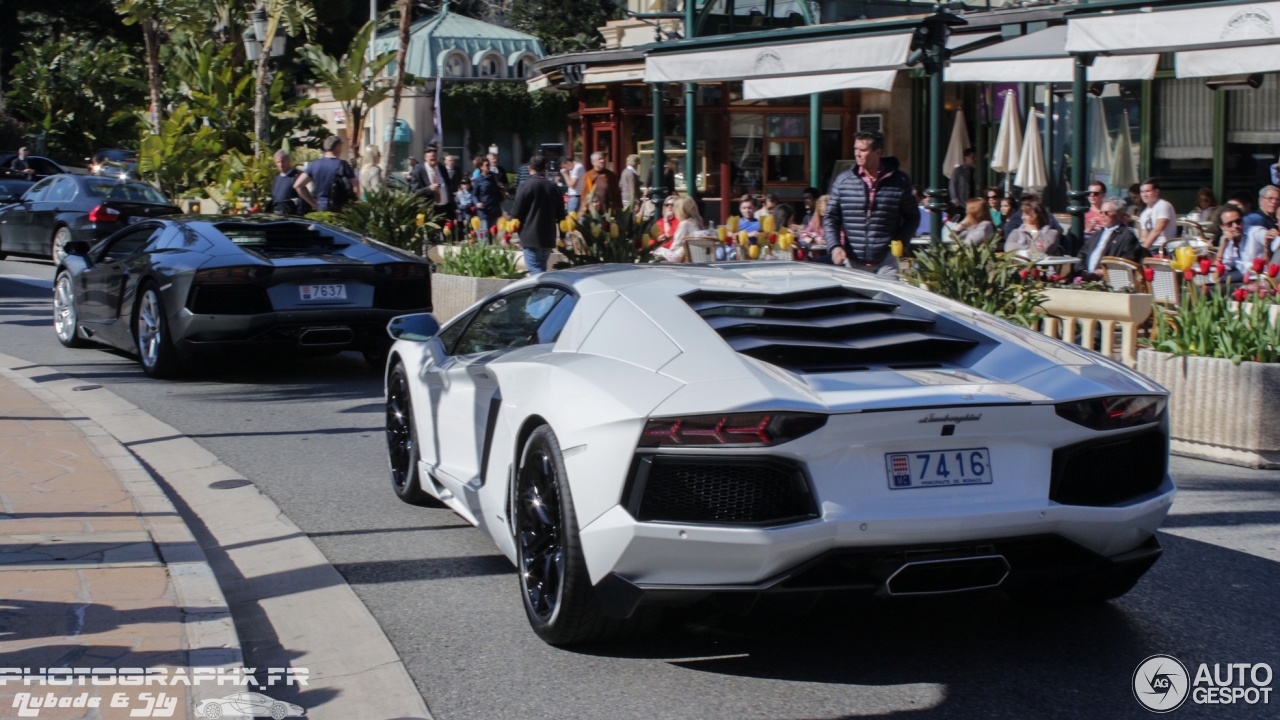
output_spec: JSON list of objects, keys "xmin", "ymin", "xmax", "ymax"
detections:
[{"xmin": 681, "ymin": 286, "xmax": 977, "ymax": 372}]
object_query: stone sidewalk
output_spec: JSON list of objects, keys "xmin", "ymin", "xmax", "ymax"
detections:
[{"xmin": 0, "ymin": 371, "xmax": 239, "ymax": 719}]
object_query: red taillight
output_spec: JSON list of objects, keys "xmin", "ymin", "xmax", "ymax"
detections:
[
  {"xmin": 1055, "ymin": 396, "xmax": 1166, "ymax": 431},
  {"xmin": 193, "ymin": 266, "xmax": 273, "ymax": 283},
  {"xmin": 88, "ymin": 205, "xmax": 120, "ymax": 223},
  {"xmin": 376, "ymin": 263, "xmax": 429, "ymax": 279},
  {"xmin": 638, "ymin": 412, "xmax": 827, "ymax": 448}
]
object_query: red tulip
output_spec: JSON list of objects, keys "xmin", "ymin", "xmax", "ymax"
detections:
[
  {"xmin": 503, "ymin": 232, "xmax": 511, "ymax": 242},
  {"xmin": 1047, "ymin": 273, "xmax": 1061, "ymax": 283},
  {"xmin": 768, "ymin": 233, "xmax": 778, "ymax": 244},
  {"xmin": 1215, "ymin": 263, "xmax": 1226, "ymax": 277},
  {"xmin": 1199, "ymin": 259, "xmax": 1212, "ymax": 274},
  {"xmin": 490, "ymin": 225, "xmax": 498, "ymax": 235},
  {"xmin": 1234, "ymin": 288, "xmax": 1249, "ymax": 302},
  {"xmin": 1184, "ymin": 268, "xmax": 1195, "ymax": 281},
  {"xmin": 795, "ymin": 248, "xmax": 807, "ymax": 261},
  {"xmin": 1143, "ymin": 267, "xmax": 1154, "ymax": 281},
  {"xmin": 251, "ymin": 205, "xmax": 260, "ymax": 213},
  {"xmin": 601, "ymin": 220, "xmax": 611, "ymax": 233},
  {"xmin": 1253, "ymin": 257, "xmax": 1267, "ymax": 273},
  {"xmin": 1269, "ymin": 264, "xmax": 1280, "ymax": 278}
]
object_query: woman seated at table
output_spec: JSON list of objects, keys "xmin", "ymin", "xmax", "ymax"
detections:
[
  {"xmin": 653, "ymin": 195, "xmax": 704, "ymax": 263},
  {"xmin": 1004, "ymin": 198, "xmax": 1062, "ymax": 255},
  {"xmin": 953, "ymin": 198, "xmax": 995, "ymax": 245}
]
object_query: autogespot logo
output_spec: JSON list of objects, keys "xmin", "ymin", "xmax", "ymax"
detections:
[{"xmin": 1134, "ymin": 655, "xmax": 1190, "ymax": 713}]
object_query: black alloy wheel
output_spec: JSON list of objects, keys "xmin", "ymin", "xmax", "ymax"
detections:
[
  {"xmin": 516, "ymin": 425, "xmax": 655, "ymax": 645},
  {"xmin": 386, "ymin": 362, "xmax": 432, "ymax": 505}
]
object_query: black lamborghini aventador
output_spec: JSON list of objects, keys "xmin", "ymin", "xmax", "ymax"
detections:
[{"xmin": 52, "ymin": 216, "xmax": 432, "ymax": 378}]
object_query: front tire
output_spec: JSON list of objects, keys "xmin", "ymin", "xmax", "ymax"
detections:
[
  {"xmin": 134, "ymin": 283, "xmax": 180, "ymax": 378},
  {"xmin": 516, "ymin": 425, "xmax": 649, "ymax": 645},
  {"xmin": 53, "ymin": 272, "xmax": 90, "ymax": 348},
  {"xmin": 386, "ymin": 361, "xmax": 433, "ymax": 505},
  {"xmin": 51, "ymin": 226, "xmax": 72, "ymax": 265}
]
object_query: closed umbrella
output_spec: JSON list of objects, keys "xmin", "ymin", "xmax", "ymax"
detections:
[
  {"xmin": 1016, "ymin": 108, "xmax": 1047, "ymax": 193},
  {"xmin": 942, "ymin": 110, "xmax": 970, "ymax": 179},
  {"xmin": 1088, "ymin": 97, "xmax": 1112, "ymax": 179},
  {"xmin": 1110, "ymin": 110, "xmax": 1139, "ymax": 191},
  {"xmin": 990, "ymin": 90, "xmax": 1022, "ymax": 193}
]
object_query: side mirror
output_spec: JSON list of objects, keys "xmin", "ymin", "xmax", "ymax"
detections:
[
  {"xmin": 62, "ymin": 240, "xmax": 91, "ymax": 257},
  {"xmin": 387, "ymin": 313, "xmax": 440, "ymax": 342}
]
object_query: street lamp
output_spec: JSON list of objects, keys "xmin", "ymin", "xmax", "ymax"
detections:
[{"xmin": 906, "ymin": 5, "xmax": 967, "ymax": 246}]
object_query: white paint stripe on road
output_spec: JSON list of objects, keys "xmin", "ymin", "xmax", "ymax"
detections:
[{"xmin": 0, "ymin": 351, "xmax": 433, "ymax": 720}]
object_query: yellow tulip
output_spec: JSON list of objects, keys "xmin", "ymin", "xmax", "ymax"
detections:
[
  {"xmin": 1174, "ymin": 246, "xmax": 1197, "ymax": 272},
  {"xmin": 511, "ymin": 219, "xmax": 520, "ymax": 231},
  {"xmin": 748, "ymin": 245, "xmax": 760, "ymax": 259},
  {"xmin": 559, "ymin": 219, "xmax": 568, "ymax": 233},
  {"xmin": 416, "ymin": 213, "xmax": 425, "ymax": 227},
  {"xmin": 651, "ymin": 224, "xmax": 662, "ymax": 240},
  {"xmin": 761, "ymin": 214, "xmax": 775, "ymax": 234},
  {"xmin": 609, "ymin": 223, "xmax": 620, "ymax": 239},
  {"xmin": 590, "ymin": 224, "xmax": 601, "ymax": 238},
  {"xmin": 738, "ymin": 231, "xmax": 749, "ymax": 246},
  {"xmin": 471, "ymin": 216, "xmax": 481, "ymax": 231},
  {"xmin": 569, "ymin": 211, "xmax": 578, "ymax": 221},
  {"xmin": 717, "ymin": 226, "xmax": 728, "ymax": 242},
  {"xmin": 891, "ymin": 240, "xmax": 904, "ymax": 258},
  {"xmin": 727, "ymin": 215, "xmax": 739, "ymax": 233},
  {"xmin": 778, "ymin": 233, "xmax": 792, "ymax": 251}
]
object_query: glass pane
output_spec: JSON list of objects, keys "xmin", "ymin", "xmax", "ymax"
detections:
[
  {"xmin": 584, "ymin": 86, "xmax": 610, "ymax": 109},
  {"xmin": 731, "ymin": 114, "xmax": 764, "ymax": 197},
  {"xmin": 699, "ymin": 83, "xmax": 723, "ymax": 106},
  {"xmin": 453, "ymin": 287, "xmax": 568, "ymax": 356},
  {"xmin": 621, "ymin": 85, "xmax": 649, "ymax": 108},
  {"xmin": 767, "ymin": 115, "xmax": 807, "ymax": 138},
  {"xmin": 766, "ymin": 141, "xmax": 805, "ymax": 183}
]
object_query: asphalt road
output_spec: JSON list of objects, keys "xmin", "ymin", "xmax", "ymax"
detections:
[{"xmin": 2, "ymin": 256, "xmax": 1278, "ymax": 719}]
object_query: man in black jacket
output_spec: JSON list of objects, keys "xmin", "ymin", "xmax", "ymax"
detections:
[
  {"xmin": 409, "ymin": 145, "xmax": 454, "ymax": 219},
  {"xmin": 511, "ymin": 154, "xmax": 566, "ymax": 275},
  {"xmin": 822, "ymin": 131, "xmax": 919, "ymax": 277},
  {"xmin": 1077, "ymin": 197, "xmax": 1148, "ymax": 280}
]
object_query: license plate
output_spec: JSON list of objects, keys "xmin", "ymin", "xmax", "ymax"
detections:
[
  {"xmin": 299, "ymin": 284, "xmax": 347, "ymax": 301},
  {"xmin": 886, "ymin": 448, "xmax": 992, "ymax": 489}
]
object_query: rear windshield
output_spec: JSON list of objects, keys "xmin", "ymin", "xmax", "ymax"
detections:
[
  {"xmin": 83, "ymin": 179, "xmax": 168, "ymax": 204},
  {"xmin": 214, "ymin": 221, "xmax": 350, "ymax": 255}
]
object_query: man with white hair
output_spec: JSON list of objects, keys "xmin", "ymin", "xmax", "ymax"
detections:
[
  {"xmin": 9, "ymin": 147, "xmax": 34, "ymax": 178},
  {"xmin": 583, "ymin": 150, "xmax": 620, "ymax": 213},
  {"xmin": 1076, "ymin": 196, "xmax": 1147, "ymax": 280},
  {"xmin": 620, "ymin": 154, "xmax": 641, "ymax": 208},
  {"xmin": 270, "ymin": 149, "xmax": 302, "ymax": 215}
]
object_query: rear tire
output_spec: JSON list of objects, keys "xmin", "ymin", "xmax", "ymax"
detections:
[
  {"xmin": 53, "ymin": 272, "xmax": 90, "ymax": 348},
  {"xmin": 51, "ymin": 226, "xmax": 72, "ymax": 265},
  {"xmin": 516, "ymin": 425, "xmax": 650, "ymax": 645},
  {"xmin": 386, "ymin": 361, "xmax": 434, "ymax": 505},
  {"xmin": 134, "ymin": 283, "xmax": 181, "ymax": 378}
]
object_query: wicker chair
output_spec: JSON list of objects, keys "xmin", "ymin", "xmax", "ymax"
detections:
[
  {"xmin": 1100, "ymin": 256, "xmax": 1145, "ymax": 292},
  {"xmin": 684, "ymin": 236, "xmax": 719, "ymax": 263},
  {"xmin": 1143, "ymin": 257, "xmax": 1181, "ymax": 305}
]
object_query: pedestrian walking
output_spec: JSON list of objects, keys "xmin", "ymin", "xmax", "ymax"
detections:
[
  {"xmin": 948, "ymin": 148, "xmax": 976, "ymax": 212},
  {"xmin": 270, "ymin": 149, "xmax": 303, "ymax": 215},
  {"xmin": 487, "ymin": 150, "xmax": 509, "ymax": 198},
  {"xmin": 410, "ymin": 145, "xmax": 455, "ymax": 218},
  {"xmin": 510, "ymin": 154, "xmax": 566, "ymax": 275},
  {"xmin": 560, "ymin": 153, "xmax": 585, "ymax": 213},
  {"xmin": 294, "ymin": 136, "xmax": 358, "ymax": 213},
  {"xmin": 620, "ymin": 155, "xmax": 641, "ymax": 208},
  {"xmin": 822, "ymin": 130, "xmax": 919, "ymax": 277},
  {"xmin": 9, "ymin": 147, "xmax": 35, "ymax": 179},
  {"xmin": 472, "ymin": 156, "xmax": 504, "ymax": 241},
  {"xmin": 359, "ymin": 145, "xmax": 384, "ymax": 198}
]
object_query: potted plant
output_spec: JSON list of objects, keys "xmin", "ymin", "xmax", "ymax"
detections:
[{"xmin": 1139, "ymin": 280, "xmax": 1280, "ymax": 468}]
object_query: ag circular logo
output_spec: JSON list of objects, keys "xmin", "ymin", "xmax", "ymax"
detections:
[{"xmin": 1134, "ymin": 655, "xmax": 1190, "ymax": 712}]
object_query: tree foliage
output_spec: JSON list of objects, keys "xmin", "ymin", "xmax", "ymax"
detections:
[
  {"xmin": 296, "ymin": 21, "xmax": 395, "ymax": 162},
  {"xmin": 507, "ymin": 0, "xmax": 620, "ymax": 55},
  {"xmin": 902, "ymin": 237, "xmax": 1046, "ymax": 328},
  {"xmin": 137, "ymin": 103, "xmax": 223, "ymax": 198},
  {"xmin": 441, "ymin": 82, "xmax": 573, "ymax": 157}
]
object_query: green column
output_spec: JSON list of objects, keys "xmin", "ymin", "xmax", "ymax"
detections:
[
  {"xmin": 1212, "ymin": 89, "xmax": 1227, "ymax": 202},
  {"xmin": 685, "ymin": 84, "xmax": 696, "ymax": 198},
  {"xmin": 1067, "ymin": 55, "xmax": 1092, "ymax": 245},
  {"xmin": 653, "ymin": 83, "xmax": 666, "ymax": 202},
  {"xmin": 926, "ymin": 52, "xmax": 948, "ymax": 245},
  {"xmin": 810, "ymin": 93, "xmax": 821, "ymax": 189}
]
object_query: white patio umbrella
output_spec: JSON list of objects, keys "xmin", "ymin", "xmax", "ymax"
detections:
[
  {"xmin": 1110, "ymin": 110, "xmax": 1139, "ymax": 191},
  {"xmin": 942, "ymin": 110, "xmax": 970, "ymax": 179},
  {"xmin": 1015, "ymin": 108, "xmax": 1047, "ymax": 193},
  {"xmin": 990, "ymin": 90, "xmax": 1022, "ymax": 193},
  {"xmin": 1088, "ymin": 97, "xmax": 1112, "ymax": 179}
]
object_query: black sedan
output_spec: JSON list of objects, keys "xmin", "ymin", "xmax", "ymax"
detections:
[
  {"xmin": 0, "ymin": 174, "xmax": 181, "ymax": 263},
  {"xmin": 0, "ymin": 179, "xmax": 34, "ymax": 205},
  {"xmin": 0, "ymin": 152, "xmax": 63, "ymax": 180},
  {"xmin": 53, "ymin": 215, "xmax": 433, "ymax": 378}
]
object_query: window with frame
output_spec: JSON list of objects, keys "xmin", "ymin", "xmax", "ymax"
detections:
[
  {"xmin": 23, "ymin": 176, "xmax": 56, "ymax": 202},
  {"xmin": 449, "ymin": 287, "xmax": 575, "ymax": 356},
  {"xmin": 97, "ymin": 225, "xmax": 160, "ymax": 262},
  {"xmin": 44, "ymin": 177, "xmax": 77, "ymax": 203}
]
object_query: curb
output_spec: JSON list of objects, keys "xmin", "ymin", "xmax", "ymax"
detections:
[
  {"xmin": 0, "ymin": 364, "xmax": 241, "ymax": 699},
  {"xmin": 0, "ymin": 352, "xmax": 433, "ymax": 720}
]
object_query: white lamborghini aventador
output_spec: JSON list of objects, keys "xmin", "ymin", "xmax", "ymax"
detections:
[{"xmin": 383, "ymin": 263, "xmax": 1173, "ymax": 645}]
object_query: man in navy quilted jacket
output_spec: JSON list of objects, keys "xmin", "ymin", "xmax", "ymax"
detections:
[{"xmin": 823, "ymin": 131, "xmax": 920, "ymax": 278}]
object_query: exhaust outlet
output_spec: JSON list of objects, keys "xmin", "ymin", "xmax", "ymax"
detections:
[
  {"xmin": 886, "ymin": 555, "xmax": 1010, "ymax": 596},
  {"xmin": 299, "ymin": 327, "xmax": 354, "ymax": 346}
]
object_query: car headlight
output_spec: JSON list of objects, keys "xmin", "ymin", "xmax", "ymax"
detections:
[
  {"xmin": 1055, "ymin": 395, "xmax": 1166, "ymax": 431},
  {"xmin": 639, "ymin": 412, "xmax": 827, "ymax": 447}
]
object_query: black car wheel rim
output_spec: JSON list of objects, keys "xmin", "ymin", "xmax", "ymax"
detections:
[
  {"xmin": 518, "ymin": 448, "xmax": 564, "ymax": 621},
  {"xmin": 386, "ymin": 373, "xmax": 414, "ymax": 491},
  {"xmin": 54, "ymin": 275, "xmax": 76, "ymax": 341}
]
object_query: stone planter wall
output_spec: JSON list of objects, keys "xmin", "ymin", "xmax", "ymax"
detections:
[
  {"xmin": 430, "ymin": 273, "xmax": 518, "ymax": 323},
  {"xmin": 1035, "ymin": 289, "xmax": 1154, "ymax": 368},
  {"xmin": 1137, "ymin": 349, "xmax": 1280, "ymax": 468}
]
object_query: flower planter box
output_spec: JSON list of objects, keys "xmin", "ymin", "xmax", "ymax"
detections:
[
  {"xmin": 1137, "ymin": 349, "xmax": 1280, "ymax": 469},
  {"xmin": 430, "ymin": 273, "xmax": 518, "ymax": 323},
  {"xmin": 1035, "ymin": 289, "xmax": 1154, "ymax": 368}
]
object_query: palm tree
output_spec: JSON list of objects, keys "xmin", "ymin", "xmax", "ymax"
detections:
[
  {"xmin": 386, "ymin": 0, "xmax": 414, "ymax": 173},
  {"xmin": 248, "ymin": 1, "xmax": 315, "ymax": 153},
  {"xmin": 113, "ymin": 0, "xmax": 172, "ymax": 134},
  {"xmin": 297, "ymin": 21, "xmax": 396, "ymax": 164}
]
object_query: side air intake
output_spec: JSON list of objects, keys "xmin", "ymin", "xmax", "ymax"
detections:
[{"xmin": 681, "ymin": 286, "xmax": 978, "ymax": 372}]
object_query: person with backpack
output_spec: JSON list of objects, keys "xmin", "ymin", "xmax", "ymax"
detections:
[{"xmin": 294, "ymin": 136, "xmax": 359, "ymax": 213}]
